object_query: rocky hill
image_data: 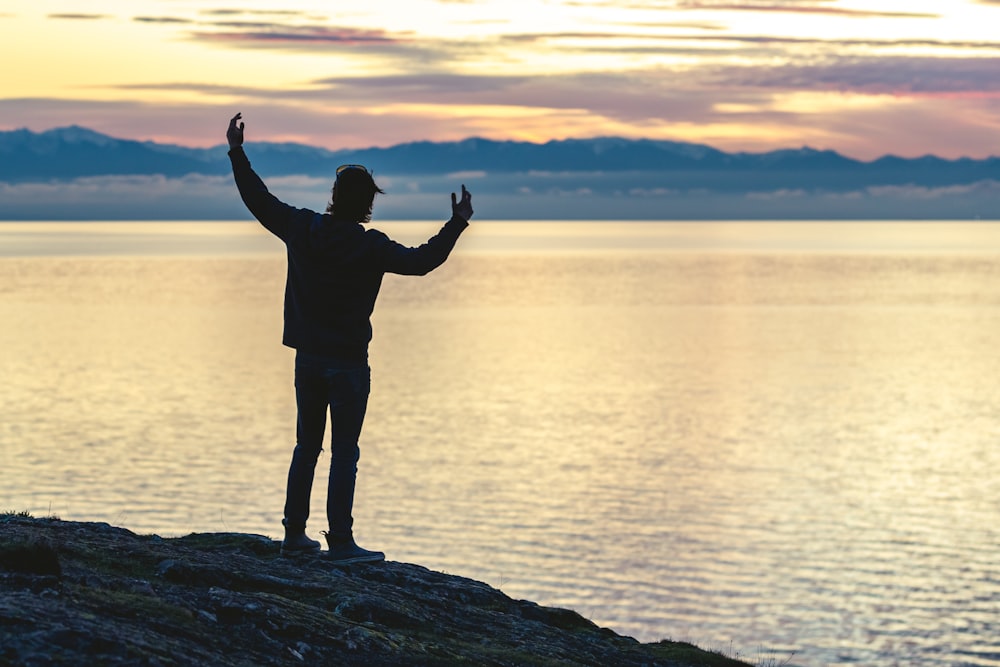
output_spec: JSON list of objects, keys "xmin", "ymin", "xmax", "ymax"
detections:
[{"xmin": 0, "ymin": 514, "xmax": 752, "ymax": 666}]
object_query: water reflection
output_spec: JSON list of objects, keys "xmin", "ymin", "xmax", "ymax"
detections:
[{"xmin": 1, "ymin": 222, "xmax": 1000, "ymax": 667}]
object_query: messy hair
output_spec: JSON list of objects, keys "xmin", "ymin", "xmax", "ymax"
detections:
[{"xmin": 326, "ymin": 168, "xmax": 385, "ymax": 223}]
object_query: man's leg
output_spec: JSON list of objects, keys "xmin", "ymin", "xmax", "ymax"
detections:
[
  {"xmin": 281, "ymin": 354, "xmax": 328, "ymax": 554},
  {"xmin": 325, "ymin": 365, "xmax": 384, "ymax": 564},
  {"xmin": 325, "ymin": 366, "xmax": 369, "ymax": 541}
]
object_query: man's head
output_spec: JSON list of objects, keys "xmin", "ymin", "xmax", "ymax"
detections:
[{"xmin": 327, "ymin": 165, "xmax": 385, "ymax": 223}]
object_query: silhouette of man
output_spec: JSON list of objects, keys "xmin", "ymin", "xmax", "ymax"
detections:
[{"xmin": 227, "ymin": 113, "xmax": 472, "ymax": 564}]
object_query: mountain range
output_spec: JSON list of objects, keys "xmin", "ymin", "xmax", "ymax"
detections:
[
  {"xmin": 1, "ymin": 125, "xmax": 996, "ymax": 186},
  {"xmin": 0, "ymin": 126, "xmax": 997, "ymax": 219}
]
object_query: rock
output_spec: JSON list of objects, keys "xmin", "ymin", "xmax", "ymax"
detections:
[
  {"xmin": 0, "ymin": 514, "xmax": 753, "ymax": 667},
  {"xmin": 0, "ymin": 537, "xmax": 61, "ymax": 576},
  {"xmin": 334, "ymin": 594, "xmax": 429, "ymax": 630},
  {"xmin": 130, "ymin": 579, "xmax": 156, "ymax": 596},
  {"xmin": 196, "ymin": 609, "xmax": 218, "ymax": 624}
]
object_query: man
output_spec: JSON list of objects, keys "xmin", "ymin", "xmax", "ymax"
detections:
[{"xmin": 226, "ymin": 113, "xmax": 472, "ymax": 564}]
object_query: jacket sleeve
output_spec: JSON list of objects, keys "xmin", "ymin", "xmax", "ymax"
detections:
[
  {"xmin": 376, "ymin": 217, "xmax": 469, "ymax": 276},
  {"xmin": 228, "ymin": 146, "xmax": 305, "ymax": 241}
]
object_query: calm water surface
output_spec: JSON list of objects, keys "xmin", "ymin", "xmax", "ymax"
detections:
[{"xmin": 2, "ymin": 221, "xmax": 1000, "ymax": 667}]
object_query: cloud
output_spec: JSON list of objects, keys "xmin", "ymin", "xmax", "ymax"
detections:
[
  {"xmin": 119, "ymin": 66, "xmax": 698, "ymax": 121},
  {"xmin": 674, "ymin": 1, "xmax": 938, "ymax": 18},
  {"xmin": 192, "ymin": 23, "xmax": 403, "ymax": 45},
  {"xmin": 446, "ymin": 170, "xmax": 488, "ymax": 180},
  {"xmin": 178, "ymin": 20, "xmax": 452, "ymax": 63},
  {"xmin": 133, "ymin": 17, "xmax": 193, "ymax": 25},
  {"xmin": 628, "ymin": 186, "xmax": 681, "ymax": 196},
  {"xmin": 315, "ymin": 72, "xmax": 532, "ymax": 97},
  {"xmin": 314, "ymin": 70, "xmax": 721, "ymax": 118},
  {"xmin": 48, "ymin": 13, "xmax": 108, "ymax": 20},
  {"xmin": 3, "ymin": 172, "xmax": 997, "ymax": 221},
  {"xmin": 128, "ymin": 9, "xmax": 422, "ymax": 56},
  {"xmin": 578, "ymin": 0, "xmax": 937, "ymax": 16},
  {"xmin": 116, "ymin": 4, "xmax": 1000, "ymax": 150},
  {"xmin": 172, "ymin": 11, "xmax": 422, "ymax": 52},
  {"xmin": 745, "ymin": 187, "xmax": 807, "ymax": 200},
  {"xmin": 113, "ymin": 82, "xmax": 280, "ymax": 97},
  {"xmin": 6, "ymin": 28, "xmax": 1000, "ymax": 161},
  {"xmin": 112, "ymin": 70, "xmax": 723, "ymax": 129},
  {"xmin": 74, "ymin": 51, "xmax": 1000, "ymax": 158},
  {"xmin": 702, "ymin": 56, "xmax": 1000, "ymax": 96},
  {"xmin": 611, "ymin": 20, "xmax": 726, "ymax": 30},
  {"xmin": 816, "ymin": 95, "xmax": 1000, "ymax": 160},
  {"xmin": 0, "ymin": 174, "xmax": 245, "ymax": 220},
  {"xmin": 0, "ymin": 96, "xmax": 517, "ymax": 151},
  {"xmin": 0, "ymin": 173, "xmax": 452, "ymax": 221},
  {"xmin": 666, "ymin": 33, "xmax": 1000, "ymax": 51},
  {"xmin": 500, "ymin": 29, "xmax": 1000, "ymax": 54},
  {"xmin": 199, "ymin": 9, "xmax": 306, "ymax": 17},
  {"xmin": 865, "ymin": 180, "xmax": 1000, "ymax": 200}
]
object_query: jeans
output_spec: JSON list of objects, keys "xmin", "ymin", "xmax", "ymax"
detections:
[{"xmin": 283, "ymin": 351, "xmax": 370, "ymax": 540}]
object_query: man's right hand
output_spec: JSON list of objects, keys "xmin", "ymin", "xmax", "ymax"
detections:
[
  {"xmin": 451, "ymin": 184, "xmax": 473, "ymax": 222},
  {"xmin": 227, "ymin": 113, "xmax": 244, "ymax": 149}
]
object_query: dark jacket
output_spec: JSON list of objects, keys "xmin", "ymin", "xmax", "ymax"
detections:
[{"xmin": 229, "ymin": 146, "xmax": 468, "ymax": 361}]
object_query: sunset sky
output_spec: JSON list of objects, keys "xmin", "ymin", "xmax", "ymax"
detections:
[{"xmin": 3, "ymin": 0, "xmax": 1000, "ymax": 159}]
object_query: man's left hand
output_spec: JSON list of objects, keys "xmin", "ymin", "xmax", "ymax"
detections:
[{"xmin": 227, "ymin": 113, "xmax": 244, "ymax": 149}]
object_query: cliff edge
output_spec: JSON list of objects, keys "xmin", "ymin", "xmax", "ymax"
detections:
[{"xmin": 0, "ymin": 514, "xmax": 751, "ymax": 666}]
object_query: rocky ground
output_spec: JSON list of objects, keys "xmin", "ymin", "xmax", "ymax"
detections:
[{"xmin": 0, "ymin": 514, "xmax": 753, "ymax": 666}]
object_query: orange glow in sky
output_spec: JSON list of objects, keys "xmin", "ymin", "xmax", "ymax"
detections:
[{"xmin": 2, "ymin": 0, "xmax": 1000, "ymax": 158}]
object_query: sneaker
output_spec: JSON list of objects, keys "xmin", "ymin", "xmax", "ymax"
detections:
[
  {"xmin": 281, "ymin": 519, "xmax": 321, "ymax": 557},
  {"xmin": 323, "ymin": 533, "xmax": 385, "ymax": 565}
]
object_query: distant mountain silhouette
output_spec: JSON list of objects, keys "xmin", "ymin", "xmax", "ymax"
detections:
[{"xmin": 2, "ymin": 126, "xmax": 997, "ymax": 192}]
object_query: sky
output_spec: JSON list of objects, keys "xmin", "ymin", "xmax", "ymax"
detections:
[{"xmin": 2, "ymin": 0, "xmax": 1000, "ymax": 160}]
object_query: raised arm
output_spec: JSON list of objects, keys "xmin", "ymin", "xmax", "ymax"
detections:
[
  {"xmin": 227, "ymin": 113, "xmax": 301, "ymax": 241},
  {"xmin": 376, "ymin": 185, "xmax": 473, "ymax": 275}
]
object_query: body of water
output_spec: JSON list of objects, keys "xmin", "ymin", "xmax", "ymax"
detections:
[{"xmin": 1, "ymin": 220, "xmax": 999, "ymax": 667}]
